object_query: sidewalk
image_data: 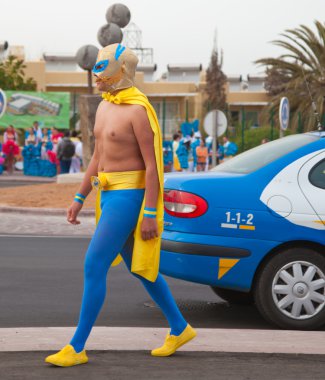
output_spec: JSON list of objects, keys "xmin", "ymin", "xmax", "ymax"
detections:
[
  {"xmin": 0, "ymin": 172, "xmax": 55, "ymax": 183},
  {"xmin": 0, "ymin": 211, "xmax": 95, "ymax": 236},
  {"xmin": 1, "ymin": 328, "xmax": 325, "ymax": 380},
  {"xmin": 2, "ymin": 326, "xmax": 325, "ymax": 355},
  {"xmin": 0, "ymin": 182, "xmax": 96, "ymax": 210}
]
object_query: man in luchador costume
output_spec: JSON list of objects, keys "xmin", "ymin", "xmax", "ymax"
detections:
[{"xmin": 45, "ymin": 44, "xmax": 196, "ymax": 367}]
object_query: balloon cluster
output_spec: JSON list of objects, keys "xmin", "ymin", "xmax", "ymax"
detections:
[{"xmin": 76, "ymin": 3, "xmax": 131, "ymax": 72}]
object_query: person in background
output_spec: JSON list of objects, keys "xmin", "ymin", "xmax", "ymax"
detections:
[
  {"xmin": 41, "ymin": 128, "xmax": 53, "ymax": 151},
  {"xmin": 70, "ymin": 130, "xmax": 80, "ymax": 144},
  {"xmin": 25, "ymin": 128, "xmax": 37, "ymax": 146},
  {"xmin": 205, "ymin": 135, "xmax": 213, "ymax": 167},
  {"xmin": 57, "ymin": 130, "xmax": 76, "ymax": 174},
  {"xmin": 221, "ymin": 136, "xmax": 238, "ymax": 162},
  {"xmin": 261, "ymin": 138, "xmax": 270, "ymax": 144},
  {"xmin": 2, "ymin": 125, "xmax": 20, "ymax": 174},
  {"xmin": 75, "ymin": 136, "xmax": 83, "ymax": 170},
  {"xmin": 205, "ymin": 135, "xmax": 213, "ymax": 151},
  {"xmin": 4, "ymin": 125, "xmax": 18, "ymax": 143},
  {"xmin": 196, "ymin": 139, "xmax": 209, "ymax": 172},
  {"xmin": 51, "ymin": 127, "xmax": 64, "ymax": 152},
  {"xmin": 32, "ymin": 121, "xmax": 43, "ymax": 144},
  {"xmin": 187, "ymin": 139, "xmax": 195, "ymax": 172},
  {"xmin": 191, "ymin": 131, "xmax": 201, "ymax": 172},
  {"xmin": 42, "ymin": 128, "xmax": 52, "ymax": 142},
  {"xmin": 69, "ymin": 130, "xmax": 82, "ymax": 173},
  {"xmin": 172, "ymin": 133, "xmax": 181, "ymax": 171},
  {"xmin": 176, "ymin": 136, "xmax": 192, "ymax": 172}
]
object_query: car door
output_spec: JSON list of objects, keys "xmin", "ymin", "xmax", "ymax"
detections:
[{"xmin": 298, "ymin": 150, "xmax": 325, "ymax": 226}]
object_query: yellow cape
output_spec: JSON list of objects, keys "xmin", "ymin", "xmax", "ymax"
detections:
[{"xmin": 96, "ymin": 86, "xmax": 164, "ymax": 282}]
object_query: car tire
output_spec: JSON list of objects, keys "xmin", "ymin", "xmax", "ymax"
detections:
[
  {"xmin": 211, "ymin": 287, "xmax": 254, "ymax": 305},
  {"xmin": 254, "ymin": 247, "xmax": 325, "ymax": 330}
]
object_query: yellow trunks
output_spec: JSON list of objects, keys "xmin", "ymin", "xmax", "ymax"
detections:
[{"xmin": 92, "ymin": 169, "xmax": 163, "ymax": 282}]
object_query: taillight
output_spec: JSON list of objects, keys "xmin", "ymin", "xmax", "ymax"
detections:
[{"xmin": 164, "ymin": 189, "xmax": 208, "ymax": 218}]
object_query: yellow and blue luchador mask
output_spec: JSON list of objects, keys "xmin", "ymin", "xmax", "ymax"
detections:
[{"xmin": 93, "ymin": 43, "xmax": 138, "ymax": 92}]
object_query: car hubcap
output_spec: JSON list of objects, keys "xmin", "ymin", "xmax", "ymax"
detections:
[{"xmin": 272, "ymin": 261, "xmax": 325, "ymax": 320}]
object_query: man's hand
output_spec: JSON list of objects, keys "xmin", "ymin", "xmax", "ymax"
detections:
[
  {"xmin": 141, "ymin": 217, "xmax": 159, "ymax": 241},
  {"xmin": 67, "ymin": 201, "xmax": 83, "ymax": 225}
]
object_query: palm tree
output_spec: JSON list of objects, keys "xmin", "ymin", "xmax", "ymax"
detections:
[{"xmin": 256, "ymin": 20, "xmax": 325, "ymax": 131}]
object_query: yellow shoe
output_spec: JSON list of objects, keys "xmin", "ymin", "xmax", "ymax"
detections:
[
  {"xmin": 45, "ymin": 344, "xmax": 88, "ymax": 367},
  {"xmin": 151, "ymin": 324, "xmax": 197, "ymax": 357}
]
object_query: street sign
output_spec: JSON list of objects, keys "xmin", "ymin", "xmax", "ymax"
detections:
[
  {"xmin": 203, "ymin": 110, "xmax": 227, "ymax": 137},
  {"xmin": 279, "ymin": 97, "xmax": 290, "ymax": 131},
  {"xmin": 204, "ymin": 109, "xmax": 228, "ymax": 167},
  {"xmin": 0, "ymin": 89, "xmax": 6, "ymax": 119}
]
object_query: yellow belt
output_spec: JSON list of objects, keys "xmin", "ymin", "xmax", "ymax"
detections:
[
  {"xmin": 92, "ymin": 170, "xmax": 147, "ymax": 270},
  {"xmin": 91, "ymin": 170, "xmax": 146, "ymax": 191}
]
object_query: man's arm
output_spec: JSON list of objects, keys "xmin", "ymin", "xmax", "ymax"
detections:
[
  {"xmin": 76, "ymin": 140, "xmax": 100, "ymax": 197},
  {"xmin": 132, "ymin": 106, "xmax": 160, "ymax": 241},
  {"xmin": 67, "ymin": 140, "xmax": 99, "ymax": 225}
]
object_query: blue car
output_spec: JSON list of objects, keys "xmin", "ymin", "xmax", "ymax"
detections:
[{"xmin": 160, "ymin": 131, "xmax": 325, "ymax": 330}]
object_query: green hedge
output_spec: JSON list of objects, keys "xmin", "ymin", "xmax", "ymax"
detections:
[{"xmin": 229, "ymin": 126, "xmax": 292, "ymax": 153}]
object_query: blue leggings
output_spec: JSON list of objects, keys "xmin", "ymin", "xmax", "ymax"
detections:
[{"xmin": 70, "ymin": 189, "xmax": 187, "ymax": 353}]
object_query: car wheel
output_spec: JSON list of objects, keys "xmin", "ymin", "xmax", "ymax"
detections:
[
  {"xmin": 211, "ymin": 287, "xmax": 254, "ymax": 305},
  {"xmin": 254, "ymin": 247, "xmax": 325, "ymax": 330}
]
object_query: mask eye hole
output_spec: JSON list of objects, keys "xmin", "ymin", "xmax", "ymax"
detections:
[{"xmin": 92, "ymin": 59, "xmax": 109, "ymax": 73}]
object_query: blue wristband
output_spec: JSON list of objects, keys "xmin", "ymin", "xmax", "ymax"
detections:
[
  {"xmin": 144, "ymin": 207, "xmax": 157, "ymax": 212},
  {"xmin": 76, "ymin": 193, "xmax": 86, "ymax": 200},
  {"xmin": 144, "ymin": 213, "xmax": 156, "ymax": 219},
  {"xmin": 74, "ymin": 197, "xmax": 84, "ymax": 205}
]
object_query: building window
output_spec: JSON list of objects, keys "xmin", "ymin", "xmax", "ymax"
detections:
[
  {"xmin": 246, "ymin": 111, "xmax": 259, "ymax": 128},
  {"xmin": 151, "ymin": 102, "xmax": 161, "ymax": 118},
  {"xmin": 230, "ymin": 111, "xmax": 239, "ymax": 125},
  {"xmin": 151, "ymin": 100, "xmax": 180, "ymax": 138}
]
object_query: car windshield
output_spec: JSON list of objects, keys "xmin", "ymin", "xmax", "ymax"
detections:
[{"xmin": 211, "ymin": 134, "xmax": 318, "ymax": 174}]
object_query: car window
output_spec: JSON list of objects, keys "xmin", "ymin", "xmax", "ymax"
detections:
[
  {"xmin": 211, "ymin": 134, "xmax": 318, "ymax": 174},
  {"xmin": 309, "ymin": 159, "xmax": 325, "ymax": 189}
]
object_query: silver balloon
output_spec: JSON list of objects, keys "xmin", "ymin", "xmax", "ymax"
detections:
[
  {"xmin": 76, "ymin": 45, "xmax": 99, "ymax": 71},
  {"xmin": 106, "ymin": 3, "xmax": 131, "ymax": 28},
  {"xmin": 97, "ymin": 23, "xmax": 123, "ymax": 47}
]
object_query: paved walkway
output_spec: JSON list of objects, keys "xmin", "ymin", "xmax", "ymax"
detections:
[
  {"xmin": 0, "ymin": 212, "xmax": 95, "ymax": 236},
  {"xmin": 0, "ymin": 172, "xmax": 55, "ymax": 183},
  {"xmin": 2, "ymin": 327, "xmax": 325, "ymax": 355}
]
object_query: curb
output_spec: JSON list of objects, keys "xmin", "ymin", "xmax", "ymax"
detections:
[
  {"xmin": 0, "ymin": 176, "xmax": 56, "ymax": 184},
  {"xmin": 2, "ymin": 327, "xmax": 325, "ymax": 354},
  {"xmin": 0, "ymin": 206, "xmax": 95, "ymax": 216}
]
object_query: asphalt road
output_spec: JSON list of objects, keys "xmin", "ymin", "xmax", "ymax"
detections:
[
  {"xmin": 0, "ymin": 236, "xmax": 270, "ymax": 329},
  {"xmin": 1, "ymin": 351, "xmax": 325, "ymax": 380},
  {"xmin": 2, "ymin": 236, "xmax": 325, "ymax": 380}
]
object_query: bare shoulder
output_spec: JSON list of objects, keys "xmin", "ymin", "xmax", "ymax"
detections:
[
  {"xmin": 97, "ymin": 100, "xmax": 108, "ymax": 111},
  {"xmin": 95, "ymin": 100, "xmax": 106, "ymax": 116},
  {"xmin": 129, "ymin": 104, "xmax": 147, "ymax": 115},
  {"xmin": 131, "ymin": 104, "xmax": 153, "ymax": 139},
  {"xmin": 128, "ymin": 104, "xmax": 148, "ymax": 123}
]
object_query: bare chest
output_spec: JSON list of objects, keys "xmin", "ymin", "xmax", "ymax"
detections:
[{"xmin": 94, "ymin": 103, "xmax": 135, "ymax": 143}]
